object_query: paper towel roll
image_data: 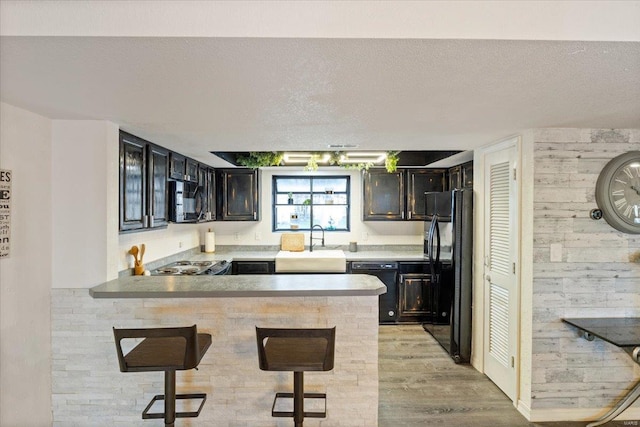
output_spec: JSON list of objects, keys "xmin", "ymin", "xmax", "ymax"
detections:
[{"xmin": 205, "ymin": 230, "xmax": 215, "ymax": 253}]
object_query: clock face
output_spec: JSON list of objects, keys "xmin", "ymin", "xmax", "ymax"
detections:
[{"xmin": 596, "ymin": 151, "xmax": 640, "ymax": 233}]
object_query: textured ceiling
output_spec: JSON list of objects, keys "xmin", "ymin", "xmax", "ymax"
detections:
[{"xmin": 1, "ymin": 36, "xmax": 639, "ymax": 166}]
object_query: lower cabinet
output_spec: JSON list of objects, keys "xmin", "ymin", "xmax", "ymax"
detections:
[
  {"xmin": 398, "ymin": 273, "xmax": 432, "ymax": 322},
  {"xmin": 231, "ymin": 261, "xmax": 274, "ymax": 275},
  {"xmin": 398, "ymin": 261, "xmax": 454, "ymax": 325},
  {"xmin": 398, "ymin": 262, "xmax": 432, "ymax": 323}
]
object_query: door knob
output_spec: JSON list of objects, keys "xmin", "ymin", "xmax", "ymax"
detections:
[{"xmin": 486, "ymin": 275, "xmax": 491, "ymax": 282}]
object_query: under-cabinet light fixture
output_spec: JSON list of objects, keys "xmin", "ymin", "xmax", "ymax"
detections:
[
  {"xmin": 282, "ymin": 153, "xmax": 331, "ymax": 164},
  {"xmin": 339, "ymin": 152, "xmax": 387, "ymax": 164}
]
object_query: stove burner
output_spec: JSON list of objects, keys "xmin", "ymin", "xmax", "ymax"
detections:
[
  {"xmin": 151, "ymin": 260, "xmax": 217, "ymax": 275},
  {"xmin": 191, "ymin": 261, "xmax": 213, "ymax": 267}
]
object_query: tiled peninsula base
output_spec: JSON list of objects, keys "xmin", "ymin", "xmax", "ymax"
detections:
[{"xmin": 52, "ymin": 289, "xmax": 379, "ymax": 426}]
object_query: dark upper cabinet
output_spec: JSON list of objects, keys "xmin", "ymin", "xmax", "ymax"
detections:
[
  {"xmin": 169, "ymin": 153, "xmax": 198, "ymax": 183},
  {"xmin": 119, "ymin": 131, "xmax": 168, "ymax": 232},
  {"xmin": 169, "ymin": 152, "xmax": 186, "ymax": 180},
  {"xmin": 363, "ymin": 168, "xmax": 445, "ymax": 221},
  {"xmin": 448, "ymin": 165, "xmax": 462, "ymax": 190},
  {"xmin": 147, "ymin": 144, "xmax": 170, "ymax": 228},
  {"xmin": 120, "ymin": 133, "xmax": 147, "ymax": 231},
  {"xmin": 205, "ymin": 167, "xmax": 216, "ymax": 221},
  {"xmin": 406, "ymin": 169, "xmax": 446, "ymax": 220},
  {"xmin": 461, "ymin": 161, "xmax": 473, "ymax": 188},
  {"xmin": 363, "ymin": 169, "xmax": 405, "ymax": 220},
  {"xmin": 448, "ymin": 162, "xmax": 473, "ymax": 190},
  {"xmin": 185, "ymin": 158, "xmax": 199, "ymax": 183},
  {"xmin": 198, "ymin": 165, "xmax": 207, "ymax": 188},
  {"xmin": 197, "ymin": 165, "xmax": 216, "ymax": 222},
  {"xmin": 217, "ymin": 168, "xmax": 259, "ymax": 221}
]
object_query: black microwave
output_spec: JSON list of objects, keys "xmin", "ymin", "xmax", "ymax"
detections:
[{"xmin": 169, "ymin": 180, "xmax": 203, "ymax": 223}]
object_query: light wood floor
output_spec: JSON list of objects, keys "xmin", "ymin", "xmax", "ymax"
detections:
[{"xmin": 378, "ymin": 325, "xmax": 614, "ymax": 427}]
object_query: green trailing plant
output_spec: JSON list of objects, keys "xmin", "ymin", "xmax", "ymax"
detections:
[
  {"xmin": 385, "ymin": 151, "xmax": 400, "ymax": 173},
  {"xmin": 236, "ymin": 152, "xmax": 284, "ymax": 168},
  {"xmin": 304, "ymin": 154, "xmax": 321, "ymax": 171},
  {"xmin": 237, "ymin": 150, "xmax": 400, "ymax": 172},
  {"xmin": 339, "ymin": 162, "xmax": 375, "ymax": 171},
  {"xmin": 328, "ymin": 151, "xmax": 342, "ymax": 166}
]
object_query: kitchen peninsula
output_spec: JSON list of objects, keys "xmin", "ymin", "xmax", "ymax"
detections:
[{"xmin": 52, "ymin": 273, "xmax": 385, "ymax": 426}]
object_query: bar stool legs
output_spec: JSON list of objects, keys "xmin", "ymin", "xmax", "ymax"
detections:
[
  {"xmin": 113, "ymin": 325, "xmax": 211, "ymax": 426},
  {"xmin": 165, "ymin": 371, "xmax": 176, "ymax": 427},
  {"xmin": 256, "ymin": 327, "xmax": 336, "ymax": 426},
  {"xmin": 141, "ymin": 369, "xmax": 207, "ymax": 426},
  {"xmin": 294, "ymin": 372, "xmax": 303, "ymax": 427}
]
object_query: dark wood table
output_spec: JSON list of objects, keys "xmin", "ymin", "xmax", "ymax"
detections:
[{"xmin": 563, "ymin": 318, "xmax": 640, "ymax": 427}]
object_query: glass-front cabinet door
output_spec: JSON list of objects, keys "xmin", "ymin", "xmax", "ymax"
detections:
[
  {"xmin": 119, "ymin": 134, "xmax": 147, "ymax": 231},
  {"xmin": 147, "ymin": 144, "xmax": 169, "ymax": 228}
]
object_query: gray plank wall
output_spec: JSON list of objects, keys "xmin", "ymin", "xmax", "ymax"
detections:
[{"xmin": 532, "ymin": 128, "xmax": 640, "ymax": 415}]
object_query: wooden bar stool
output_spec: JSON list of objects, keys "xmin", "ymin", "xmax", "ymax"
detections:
[
  {"xmin": 255, "ymin": 327, "xmax": 336, "ymax": 427},
  {"xmin": 113, "ymin": 325, "xmax": 211, "ymax": 426}
]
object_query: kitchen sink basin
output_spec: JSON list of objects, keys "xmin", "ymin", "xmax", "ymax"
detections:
[{"xmin": 275, "ymin": 249, "xmax": 347, "ymax": 273}]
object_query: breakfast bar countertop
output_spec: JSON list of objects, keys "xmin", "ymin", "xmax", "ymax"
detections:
[
  {"xmin": 89, "ymin": 273, "xmax": 387, "ymax": 299},
  {"xmin": 186, "ymin": 248, "xmax": 427, "ymax": 263}
]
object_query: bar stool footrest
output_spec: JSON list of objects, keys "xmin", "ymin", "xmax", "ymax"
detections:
[
  {"xmin": 272, "ymin": 392, "xmax": 327, "ymax": 418},
  {"xmin": 142, "ymin": 393, "xmax": 207, "ymax": 419}
]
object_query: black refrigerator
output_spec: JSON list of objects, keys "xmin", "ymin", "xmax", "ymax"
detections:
[{"xmin": 422, "ymin": 189, "xmax": 473, "ymax": 363}]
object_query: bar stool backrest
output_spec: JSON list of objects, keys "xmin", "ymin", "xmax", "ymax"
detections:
[
  {"xmin": 256, "ymin": 327, "xmax": 336, "ymax": 372},
  {"xmin": 113, "ymin": 324, "xmax": 201, "ymax": 372}
]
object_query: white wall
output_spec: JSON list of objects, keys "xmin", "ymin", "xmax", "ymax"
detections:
[
  {"xmin": 0, "ymin": 102, "xmax": 53, "ymax": 426},
  {"xmin": 518, "ymin": 130, "xmax": 536, "ymax": 416},
  {"xmin": 241, "ymin": 167, "xmax": 424, "ymax": 247},
  {"xmin": 52, "ymin": 120, "xmax": 119, "ymax": 288}
]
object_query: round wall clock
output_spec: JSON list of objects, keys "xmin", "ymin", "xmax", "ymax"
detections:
[{"xmin": 595, "ymin": 151, "xmax": 640, "ymax": 234}]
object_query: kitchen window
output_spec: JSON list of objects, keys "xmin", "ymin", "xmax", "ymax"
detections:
[{"xmin": 272, "ymin": 176, "xmax": 350, "ymax": 231}]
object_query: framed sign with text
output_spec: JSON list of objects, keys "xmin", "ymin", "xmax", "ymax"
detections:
[{"xmin": 0, "ymin": 169, "xmax": 11, "ymax": 258}]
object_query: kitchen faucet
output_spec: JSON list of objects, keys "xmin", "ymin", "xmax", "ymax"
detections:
[{"xmin": 310, "ymin": 224, "xmax": 325, "ymax": 252}]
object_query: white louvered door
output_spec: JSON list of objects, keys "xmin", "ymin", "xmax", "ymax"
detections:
[{"xmin": 483, "ymin": 144, "xmax": 518, "ymax": 401}]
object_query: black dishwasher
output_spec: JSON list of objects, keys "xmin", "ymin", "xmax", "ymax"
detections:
[{"xmin": 350, "ymin": 262, "xmax": 398, "ymax": 324}]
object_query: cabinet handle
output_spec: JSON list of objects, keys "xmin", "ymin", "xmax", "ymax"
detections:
[
  {"xmin": 149, "ymin": 214, "xmax": 154, "ymax": 228},
  {"xmin": 402, "ymin": 211, "xmax": 405, "ymax": 219},
  {"xmin": 408, "ymin": 211, "xmax": 411, "ymax": 219},
  {"xmin": 253, "ymin": 211, "xmax": 257, "ymax": 220},
  {"xmin": 143, "ymin": 215, "xmax": 149, "ymax": 228}
]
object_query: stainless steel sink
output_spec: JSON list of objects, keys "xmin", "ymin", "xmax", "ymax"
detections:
[{"xmin": 275, "ymin": 250, "xmax": 347, "ymax": 273}]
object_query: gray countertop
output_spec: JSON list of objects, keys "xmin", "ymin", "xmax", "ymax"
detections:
[
  {"xmin": 90, "ymin": 273, "xmax": 387, "ymax": 299},
  {"xmin": 103, "ymin": 247, "xmax": 429, "ymax": 299},
  {"xmin": 190, "ymin": 248, "xmax": 427, "ymax": 262}
]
